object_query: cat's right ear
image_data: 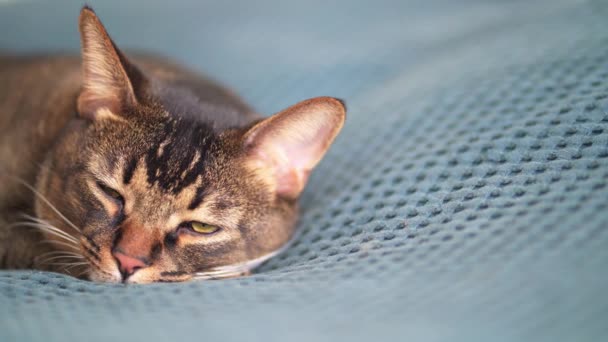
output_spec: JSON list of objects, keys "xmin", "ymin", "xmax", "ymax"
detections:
[
  {"xmin": 77, "ymin": 6, "xmax": 146, "ymax": 120},
  {"xmin": 243, "ymin": 97, "xmax": 346, "ymax": 200}
]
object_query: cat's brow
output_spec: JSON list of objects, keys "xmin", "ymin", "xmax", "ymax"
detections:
[
  {"xmin": 188, "ymin": 185, "xmax": 209, "ymax": 210},
  {"xmin": 122, "ymin": 157, "xmax": 138, "ymax": 184}
]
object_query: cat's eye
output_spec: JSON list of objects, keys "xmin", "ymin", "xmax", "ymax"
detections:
[
  {"xmin": 96, "ymin": 182, "xmax": 124, "ymax": 204},
  {"xmin": 187, "ymin": 222, "xmax": 220, "ymax": 235}
]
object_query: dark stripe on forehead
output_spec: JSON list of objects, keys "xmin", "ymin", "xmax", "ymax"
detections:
[
  {"xmin": 122, "ymin": 157, "xmax": 138, "ymax": 184},
  {"xmin": 144, "ymin": 118, "xmax": 217, "ymax": 194},
  {"xmin": 188, "ymin": 185, "xmax": 209, "ymax": 210},
  {"xmin": 105, "ymin": 151, "xmax": 119, "ymax": 173}
]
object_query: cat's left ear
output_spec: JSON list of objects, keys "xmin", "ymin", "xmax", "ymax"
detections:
[
  {"xmin": 77, "ymin": 6, "xmax": 147, "ymax": 120},
  {"xmin": 243, "ymin": 97, "xmax": 346, "ymax": 199}
]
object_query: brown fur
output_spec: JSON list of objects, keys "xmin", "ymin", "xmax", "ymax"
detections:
[{"xmin": 0, "ymin": 7, "xmax": 345, "ymax": 283}]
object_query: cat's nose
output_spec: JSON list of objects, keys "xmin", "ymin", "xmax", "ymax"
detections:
[{"xmin": 112, "ymin": 250, "xmax": 148, "ymax": 278}]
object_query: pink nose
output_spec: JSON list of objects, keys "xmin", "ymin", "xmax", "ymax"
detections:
[{"xmin": 113, "ymin": 251, "xmax": 148, "ymax": 277}]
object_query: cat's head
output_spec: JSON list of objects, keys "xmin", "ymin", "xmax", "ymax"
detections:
[{"xmin": 35, "ymin": 7, "xmax": 345, "ymax": 283}]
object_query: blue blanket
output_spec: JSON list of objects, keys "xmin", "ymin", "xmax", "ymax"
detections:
[{"xmin": 1, "ymin": 0, "xmax": 607, "ymax": 341}]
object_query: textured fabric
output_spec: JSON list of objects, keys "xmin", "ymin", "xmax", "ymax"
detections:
[{"xmin": 1, "ymin": 0, "xmax": 608, "ymax": 341}]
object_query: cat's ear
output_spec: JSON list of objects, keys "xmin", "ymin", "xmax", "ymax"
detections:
[
  {"xmin": 77, "ymin": 6, "xmax": 146, "ymax": 120},
  {"xmin": 244, "ymin": 97, "xmax": 346, "ymax": 199}
]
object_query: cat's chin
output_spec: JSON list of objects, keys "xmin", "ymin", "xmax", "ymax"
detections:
[
  {"xmin": 87, "ymin": 269, "xmax": 124, "ymax": 283},
  {"xmin": 87, "ymin": 267, "xmax": 193, "ymax": 284}
]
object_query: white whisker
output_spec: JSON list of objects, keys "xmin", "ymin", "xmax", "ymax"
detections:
[
  {"xmin": 12, "ymin": 178, "xmax": 81, "ymax": 234},
  {"xmin": 193, "ymin": 246, "xmax": 287, "ymax": 280},
  {"xmin": 40, "ymin": 239, "xmax": 79, "ymax": 251},
  {"xmin": 9, "ymin": 221, "xmax": 79, "ymax": 244},
  {"xmin": 195, "ymin": 270, "xmax": 238, "ymax": 276},
  {"xmin": 37, "ymin": 251, "xmax": 83, "ymax": 259},
  {"xmin": 39, "ymin": 255, "xmax": 85, "ymax": 264},
  {"xmin": 34, "ymin": 226, "xmax": 78, "ymax": 244},
  {"xmin": 48, "ymin": 261, "xmax": 89, "ymax": 267},
  {"xmin": 192, "ymin": 272, "xmax": 243, "ymax": 280},
  {"xmin": 65, "ymin": 263, "xmax": 89, "ymax": 271},
  {"xmin": 37, "ymin": 225, "xmax": 79, "ymax": 243},
  {"xmin": 76, "ymin": 269, "xmax": 90, "ymax": 277},
  {"xmin": 20, "ymin": 213, "xmax": 81, "ymax": 239}
]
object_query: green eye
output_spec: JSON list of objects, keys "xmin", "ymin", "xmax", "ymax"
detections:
[{"xmin": 189, "ymin": 222, "xmax": 220, "ymax": 234}]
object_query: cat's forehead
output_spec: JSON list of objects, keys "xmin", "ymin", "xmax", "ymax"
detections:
[
  {"xmin": 92, "ymin": 115, "xmax": 227, "ymax": 202},
  {"xmin": 138, "ymin": 117, "xmax": 218, "ymax": 194}
]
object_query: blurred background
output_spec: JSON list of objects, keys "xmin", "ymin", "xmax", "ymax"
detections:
[
  {"xmin": 2, "ymin": 1, "xmax": 608, "ymax": 341},
  {"xmin": 0, "ymin": 0, "xmax": 589, "ymax": 114}
]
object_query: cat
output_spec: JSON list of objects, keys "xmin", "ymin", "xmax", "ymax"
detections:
[{"xmin": 0, "ymin": 6, "xmax": 345, "ymax": 284}]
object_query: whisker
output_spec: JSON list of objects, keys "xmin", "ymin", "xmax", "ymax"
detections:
[
  {"xmin": 46, "ymin": 261, "xmax": 88, "ymax": 266},
  {"xmin": 64, "ymin": 262, "xmax": 89, "ymax": 268},
  {"xmin": 12, "ymin": 177, "xmax": 81, "ymax": 234},
  {"xmin": 40, "ymin": 239, "xmax": 79, "ymax": 251},
  {"xmin": 9, "ymin": 221, "xmax": 79, "ymax": 244},
  {"xmin": 193, "ymin": 271, "xmax": 239, "ymax": 280},
  {"xmin": 19, "ymin": 213, "xmax": 82, "ymax": 239},
  {"xmin": 194, "ymin": 246, "xmax": 287, "ymax": 280},
  {"xmin": 194, "ymin": 267, "xmax": 250, "ymax": 277},
  {"xmin": 194, "ymin": 274, "xmax": 232, "ymax": 279},
  {"xmin": 20, "ymin": 214, "xmax": 70, "ymax": 230},
  {"xmin": 40, "ymin": 255, "xmax": 84, "ymax": 261},
  {"xmin": 38, "ymin": 255, "xmax": 85, "ymax": 264},
  {"xmin": 35, "ymin": 250, "xmax": 85, "ymax": 269},
  {"xmin": 65, "ymin": 263, "xmax": 89, "ymax": 272},
  {"xmin": 47, "ymin": 262, "xmax": 89, "ymax": 269},
  {"xmin": 36, "ymin": 227, "xmax": 79, "ymax": 244},
  {"xmin": 76, "ymin": 269, "xmax": 89, "ymax": 277},
  {"xmin": 36, "ymin": 225, "xmax": 79, "ymax": 244},
  {"xmin": 36, "ymin": 251, "xmax": 84, "ymax": 261},
  {"xmin": 194, "ymin": 271, "xmax": 233, "ymax": 277}
]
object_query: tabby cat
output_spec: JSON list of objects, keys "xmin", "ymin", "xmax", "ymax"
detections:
[{"xmin": 0, "ymin": 7, "xmax": 345, "ymax": 283}]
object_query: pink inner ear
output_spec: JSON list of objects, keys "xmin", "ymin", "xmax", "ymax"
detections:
[
  {"xmin": 276, "ymin": 167, "xmax": 309, "ymax": 200},
  {"xmin": 252, "ymin": 147, "xmax": 309, "ymax": 199},
  {"xmin": 277, "ymin": 143, "xmax": 322, "ymax": 198},
  {"xmin": 254, "ymin": 123, "xmax": 330, "ymax": 198},
  {"xmin": 247, "ymin": 97, "xmax": 346, "ymax": 199}
]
